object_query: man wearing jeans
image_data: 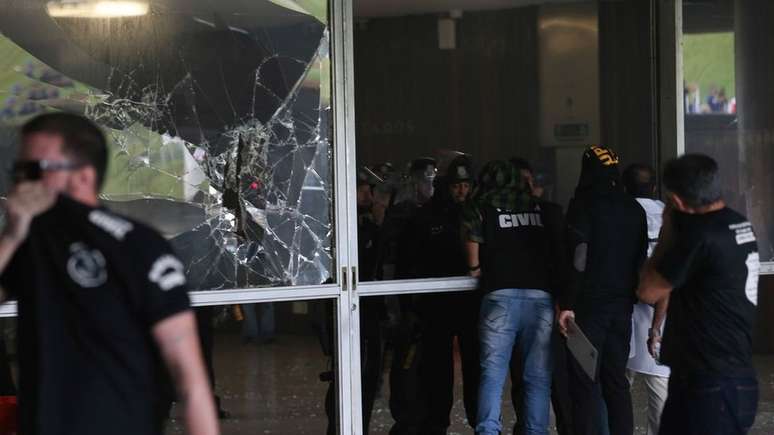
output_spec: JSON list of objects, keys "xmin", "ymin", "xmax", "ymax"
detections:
[
  {"xmin": 463, "ymin": 160, "xmax": 567, "ymax": 435},
  {"xmin": 638, "ymin": 154, "xmax": 759, "ymax": 435}
]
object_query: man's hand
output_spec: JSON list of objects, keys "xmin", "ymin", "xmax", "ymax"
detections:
[
  {"xmin": 557, "ymin": 310, "xmax": 575, "ymax": 337},
  {"xmin": 3, "ymin": 182, "xmax": 56, "ymax": 243},
  {"xmin": 647, "ymin": 330, "xmax": 662, "ymax": 359},
  {"xmin": 469, "ymin": 267, "xmax": 481, "ymax": 278}
]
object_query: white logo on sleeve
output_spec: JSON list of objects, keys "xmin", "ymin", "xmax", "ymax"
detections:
[
  {"xmin": 67, "ymin": 242, "xmax": 108, "ymax": 288},
  {"xmin": 745, "ymin": 252, "xmax": 760, "ymax": 306},
  {"xmin": 89, "ymin": 210, "xmax": 134, "ymax": 240},
  {"xmin": 148, "ymin": 255, "xmax": 186, "ymax": 291},
  {"xmin": 730, "ymin": 222, "xmax": 756, "ymax": 245}
]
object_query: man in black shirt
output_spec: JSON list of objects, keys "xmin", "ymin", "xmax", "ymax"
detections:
[
  {"xmin": 463, "ymin": 160, "xmax": 567, "ymax": 435},
  {"xmin": 0, "ymin": 113, "xmax": 218, "ymax": 435},
  {"xmin": 638, "ymin": 154, "xmax": 759, "ymax": 435},
  {"xmin": 557, "ymin": 145, "xmax": 648, "ymax": 435},
  {"xmin": 387, "ymin": 157, "xmax": 437, "ymax": 435},
  {"xmin": 410, "ymin": 156, "xmax": 480, "ymax": 434}
]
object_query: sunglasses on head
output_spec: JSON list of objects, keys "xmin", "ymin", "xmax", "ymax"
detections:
[{"xmin": 12, "ymin": 160, "xmax": 83, "ymax": 183}]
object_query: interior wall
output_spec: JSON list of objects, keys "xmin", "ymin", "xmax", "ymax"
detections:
[
  {"xmin": 354, "ymin": 1, "xmax": 657, "ymax": 205},
  {"xmin": 598, "ymin": 0, "xmax": 657, "ymax": 169},
  {"xmin": 354, "ymin": 6, "xmax": 546, "ymax": 174}
]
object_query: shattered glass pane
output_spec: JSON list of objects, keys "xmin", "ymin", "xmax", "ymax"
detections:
[{"xmin": 0, "ymin": 0, "xmax": 334, "ymax": 289}]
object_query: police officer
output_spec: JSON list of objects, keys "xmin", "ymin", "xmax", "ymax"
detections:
[
  {"xmin": 357, "ymin": 166, "xmax": 387, "ymax": 433},
  {"xmin": 407, "ymin": 156, "xmax": 480, "ymax": 434},
  {"xmin": 387, "ymin": 157, "xmax": 437, "ymax": 435}
]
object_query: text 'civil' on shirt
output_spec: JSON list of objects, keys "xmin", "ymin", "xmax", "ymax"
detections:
[
  {"xmin": 0, "ymin": 195, "xmax": 190, "ymax": 435},
  {"xmin": 466, "ymin": 200, "xmax": 568, "ymax": 299}
]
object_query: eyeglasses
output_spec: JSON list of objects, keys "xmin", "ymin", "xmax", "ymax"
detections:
[{"xmin": 11, "ymin": 160, "xmax": 83, "ymax": 183}]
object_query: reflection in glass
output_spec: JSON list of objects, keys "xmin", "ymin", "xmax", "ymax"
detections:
[
  {"xmin": 0, "ymin": 0, "xmax": 334, "ymax": 289},
  {"xmin": 683, "ymin": 1, "xmax": 774, "ymax": 261},
  {"xmin": 163, "ymin": 300, "xmax": 336, "ymax": 434}
]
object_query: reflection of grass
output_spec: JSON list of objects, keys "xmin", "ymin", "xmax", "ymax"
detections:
[
  {"xmin": 0, "ymin": 35, "xmax": 200, "ymax": 201},
  {"xmin": 684, "ymin": 32, "xmax": 735, "ymax": 99},
  {"xmin": 102, "ymin": 124, "xmax": 189, "ymax": 200},
  {"xmin": 269, "ymin": 0, "xmax": 327, "ymax": 23}
]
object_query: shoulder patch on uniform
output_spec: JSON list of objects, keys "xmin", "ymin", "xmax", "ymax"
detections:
[
  {"xmin": 149, "ymin": 254, "xmax": 186, "ymax": 291},
  {"xmin": 729, "ymin": 221, "xmax": 756, "ymax": 245},
  {"xmin": 89, "ymin": 210, "xmax": 134, "ymax": 240}
]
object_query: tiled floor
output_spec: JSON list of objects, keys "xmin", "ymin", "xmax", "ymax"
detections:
[{"xmin": 166, "ymin": 332, "xmax": 774, "ymax": 434}]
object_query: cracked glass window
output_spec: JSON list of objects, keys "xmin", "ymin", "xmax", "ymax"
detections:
[{"xmin": 0, "ymin": 0, "xmax": 334, "ymax": 289}]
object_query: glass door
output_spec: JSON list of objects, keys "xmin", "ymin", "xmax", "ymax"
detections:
[
  {"xmin": 347, "ymin": 0, "xmax": 676, "ymax": 433},
  {"xmin": 0, "ymin": 0, "xmax": 360, "ymax": 433}
]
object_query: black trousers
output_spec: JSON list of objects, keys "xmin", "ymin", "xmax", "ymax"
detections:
[
  {"xmin": 659, "ymin": 372, "xmax": 758, "ymax": 435},
  {"xmin": 361, "ymin": 297, "xmax": 386, "ymax": 433},
  {"xmin": 388, "ymin": 317, "xmax": 424, "ymax": 435},
  {"xmin": 568, "ymin": 302, "xmax": 634, "ymax": 435},
  {"xmin": 510, "ymin": 328, "xmax": 575, "ymax": 435},
  {"xmin": 418, "ymin": 292, "xmax": 480, "ymax": 434},
  {"xmin": 0, "ymin": 338, "xmax": 15, "ymax": 396}
]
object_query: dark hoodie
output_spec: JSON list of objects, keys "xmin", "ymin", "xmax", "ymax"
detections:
[{"xmin": 558, "ymin": 146, "xmax": 648, "ymax": 310}]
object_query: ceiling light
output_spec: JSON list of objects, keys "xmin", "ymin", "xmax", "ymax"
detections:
[{"xmin": 46, "ymin": 1, "xmax": 149, "ymax": 18}]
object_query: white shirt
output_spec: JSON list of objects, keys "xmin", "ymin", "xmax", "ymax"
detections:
[{"xmin": 627, "ymin": 198, "xmax": 670, "ymax": 377}]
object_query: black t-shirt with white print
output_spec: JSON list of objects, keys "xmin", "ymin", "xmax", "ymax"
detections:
[
  {"xmin": 1, "ymin": 195, "xmax": 190, "ymax": 435},
  {"xmin": 477, "ymin": 201, "xmax": 567, "ymax": 297},
  {"xmin": 657, "ymin": 207, "xmax": 759, "ymax": 375}
]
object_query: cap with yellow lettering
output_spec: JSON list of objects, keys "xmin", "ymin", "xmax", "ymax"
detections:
[
  {"xmin": 576, "ymin": 145, "xmax": 622, "ymax": 194},
  {"xmin": 584, "ymin": 145, "xmax": 619, "ymax": 167}
]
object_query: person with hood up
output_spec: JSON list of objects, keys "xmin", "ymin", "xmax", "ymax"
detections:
[
  {"xmin": 557, "ymin": 146, "xmax": 648, "ymax": 435},
  {"xmin": 463, "ymin": 160, "xmax": 567, "ymax": 435}
]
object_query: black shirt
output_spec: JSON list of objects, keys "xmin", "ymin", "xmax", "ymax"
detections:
[
  {"xmin": 399, "ymin": 197, "xmax": 468, "ymax": 279},
  {"xmin": 1, "ymin": 195, "xmax": 190, "ymax": 435},
  {"xmin": 657, "ymin": 207, "xmax": 759, "ymax": 375},
  {"xmin": 561, "ymin": 189, "xmax": 648, "ymax": 309},
  {"xmin": 477, "ymin": 201, "xmax": 567, "ymax": 297}
]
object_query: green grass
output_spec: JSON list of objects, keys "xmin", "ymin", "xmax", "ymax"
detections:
[{"xmin": 683, "ymin": 32, "xmax": 736, "ymax": 100}]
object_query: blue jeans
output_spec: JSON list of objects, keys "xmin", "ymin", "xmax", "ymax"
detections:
[{"xmin": 476, "ymin": 289, "xmax": 554, "ymax": 435}]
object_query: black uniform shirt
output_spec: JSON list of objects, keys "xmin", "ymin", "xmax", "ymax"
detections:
[
  {"xmin": 657, "ymin": 207, "xmax": 759, "ymax": 375},
  {"xmin": 401, "ymin": 198, "xmax": 467, "ymax": 279},
  {"xmin": 1, "ymin": 195, "xmax": 190, "ymax": 435},
  {"xmin": 475, "ymin": 201, "xmax": 567, "ymax": 297}
]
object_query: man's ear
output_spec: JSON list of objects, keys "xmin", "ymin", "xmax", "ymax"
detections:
[
  {"xmin": 71, "ymin": 166, "xmax": 99, "ymax": 193},
  {"xmin": 668, "ymin": 192, "xmax": 691, "ymax": 213}
]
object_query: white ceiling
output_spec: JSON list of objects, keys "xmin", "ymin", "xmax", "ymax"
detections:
[{"xmin": 353, "ymin": 0, "xmax": 588, "ymax": 18}]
